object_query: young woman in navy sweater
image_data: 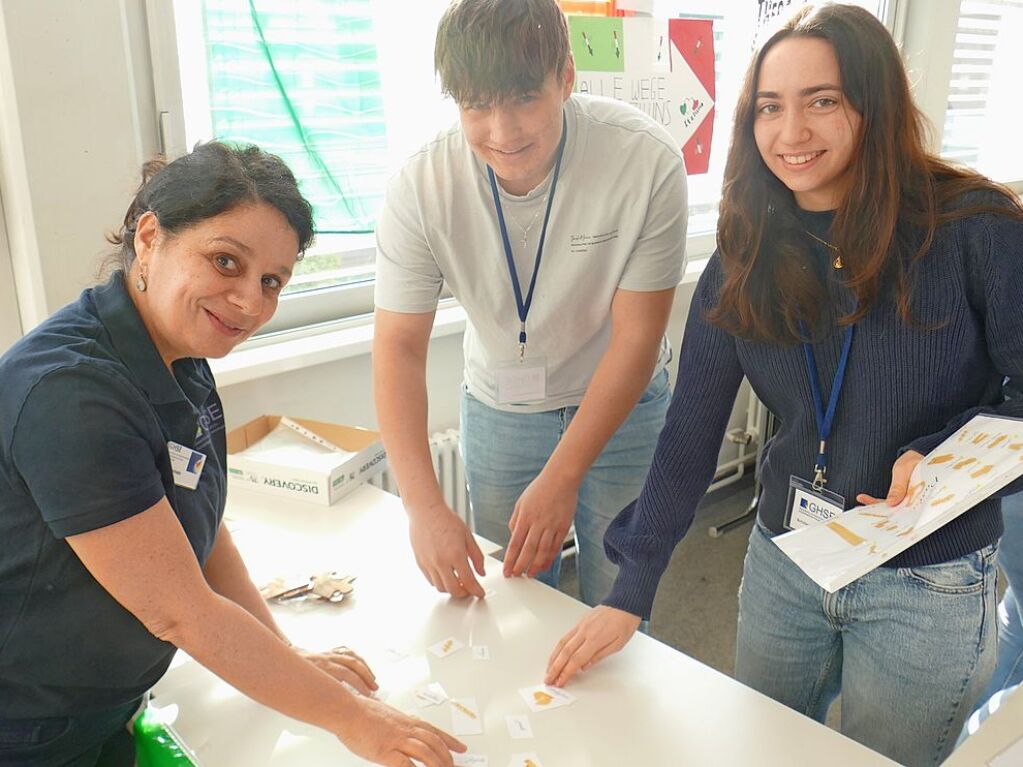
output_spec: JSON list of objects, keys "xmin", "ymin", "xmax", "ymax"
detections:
[{"xmin": 545, "ymin": 5, "xmax": 1023, "ymax": 765}]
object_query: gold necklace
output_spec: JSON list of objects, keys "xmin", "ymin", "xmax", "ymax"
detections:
[{"xmin": 804, "ymin": 230, "xmax": 843, "ymax": 269}]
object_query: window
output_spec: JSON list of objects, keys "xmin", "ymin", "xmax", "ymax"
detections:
[
  {"xmin": 940, "ymin": 0, "xmax": 1023, "ymax": 184},
  {"xmin": 166, "ymin": 0, "xmax": 458, "ymax": 333}
]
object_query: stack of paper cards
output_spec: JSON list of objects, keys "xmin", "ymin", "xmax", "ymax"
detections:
[
  {"xmin": 471, "ymin": 645, "xmax": 490, "ymax": 661},
  {"xmin": 453, "ymin": 755, "xmax": 488, "ymax": 767},
  {"xmin": 429, "ymin": 637, "xmax": 465, "ymax": 658},
  {"xmin": 775, "ymin": 414, "xmax": 1023, "ymax": 592},
  {"xmin": 450, "ymin": 698, "xmax": 484, "ymax": 736},
  {"xmin": 518, "ymin": 685, "xmax": 576, "ymax": 712}
]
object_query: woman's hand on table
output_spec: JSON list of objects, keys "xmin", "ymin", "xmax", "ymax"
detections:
[
  {"xmin": 856, "ymin": 450, "xmax": 925, "ymax": 506},
  {"xmin": 545, "ymin": 605, "xmax": 642, "ymax": 687},
  {"xmin": 297, "ymin": 645, "xmax": 378, "ymax": 696},
  {"xmin": 337, "ymin": 696, "xmax": 466, "ymax": 767},
  {"xmin": 408, "ymin": 503, "xmax": 487, "ymax": 599}
]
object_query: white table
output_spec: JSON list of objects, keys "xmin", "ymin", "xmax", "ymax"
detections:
[{"xmin": 152, "ymin": 484, "xmax": 899, "ymax": 766}]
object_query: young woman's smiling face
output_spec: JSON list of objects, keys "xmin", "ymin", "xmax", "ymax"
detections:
[{"xmin": 753, "ymin": 37, "xmax": 862, "ymax": 211}]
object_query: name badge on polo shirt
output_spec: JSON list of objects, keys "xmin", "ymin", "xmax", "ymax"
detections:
[
  {"xmin": 168, "ymin": 441, "xmax": 206, "ymax": 490},
  {"xmin": 495, "ymin": 357, "xmax": 547, "ymax": 405},
  {"xmin": 785, "ymin": 475, "xmax": 845, "ymax": 530}
]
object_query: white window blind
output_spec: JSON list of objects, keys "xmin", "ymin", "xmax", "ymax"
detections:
[{"xmin": 941, "ymin": 0, "xmax": 1023, "ymax": 183}]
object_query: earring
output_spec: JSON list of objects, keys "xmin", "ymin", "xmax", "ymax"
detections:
[{"xmin": 135, "ymin": 272, "xmax": 147, "ymax": 292}]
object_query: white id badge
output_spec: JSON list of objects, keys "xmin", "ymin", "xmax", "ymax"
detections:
[
  {"xmin": 168, "ymin": 441, "xmax": 207, "ymax": 490},
  {"xmin": 495, "ymin": 357, "xmax": 547, "ymax": 405},
  {"xmin": 785, "ymin": 475, "xmax": 845, "ymax": 530}
]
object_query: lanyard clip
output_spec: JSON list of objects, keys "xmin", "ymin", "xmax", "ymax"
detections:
[
  {"xmin": 812, "ymin": 440, "xmax": 828, "ymax": 491},
  {"xmin": 519, "ymin": 343, "xmax": 526, "ymax": 362},
  {"xmin": 812, "ymin": 467, "xmax": 827, "ymax": 492}
]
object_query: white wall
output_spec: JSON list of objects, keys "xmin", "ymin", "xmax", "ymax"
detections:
[
  {"xmin": 217, "ymin": 332, "xmax": 467, "ymax": 433},
  {"xmin": 0, "ymin": 0, "xmax": 158, "ymax": 332}
]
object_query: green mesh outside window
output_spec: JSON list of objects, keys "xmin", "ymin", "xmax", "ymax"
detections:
[{"xmin": 202, "ymin": 0, "xmax": 387, "ymax": 235}]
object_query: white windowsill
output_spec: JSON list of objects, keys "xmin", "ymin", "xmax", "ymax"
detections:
[
  {"xmin": 210, "ymin": 304, "xmax": 467, "ymax": 388},
  {"xmin": 209, "ymin": 255, "xmax": 711, "ymax": 388}
]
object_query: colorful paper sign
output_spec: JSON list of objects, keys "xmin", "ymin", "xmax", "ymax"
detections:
[{"xmin": 569, "ymin": 16, "xmax": 716, "ymax": 175}]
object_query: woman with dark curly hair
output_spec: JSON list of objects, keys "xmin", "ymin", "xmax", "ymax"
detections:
[{"xmin": 0, "ymin": 142, "xmax": 463, "ymax": 767}]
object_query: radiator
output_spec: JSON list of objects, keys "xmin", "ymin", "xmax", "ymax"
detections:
[{"xmin": 369, "ymin": 428, "xmax": 472, "ymax": 523}]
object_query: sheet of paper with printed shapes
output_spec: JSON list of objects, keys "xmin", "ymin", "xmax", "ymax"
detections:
[{"xmin": 775, "ymin": 414, "xmax": 1023, "ymax": 593}]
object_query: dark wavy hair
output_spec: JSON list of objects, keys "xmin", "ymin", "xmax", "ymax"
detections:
[
  {"xmin": 106, "ymin": 141, "xmax": 314, "ymax": 273},
  {"xmin": 708, "ymin": 3, "xmax": 1023, "ymax": 343},
  {"xmin": 435, "ymin": 0, "xmax": 570, "ymax": 107}
]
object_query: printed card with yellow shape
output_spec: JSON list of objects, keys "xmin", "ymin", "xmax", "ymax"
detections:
[
  {"xmin": 428, "ymin": 637, "xmax": 466, "ymax": 659},
  {"xmin": 775, "ymin": 414, "xmax": 1023, "ymax": 593},
  {"xmin": 449, "ymin": 697, "xmax": 484, "ymax": 736},
  {"xmin": 518, "ymin": 684, "xmax": 576, "ymax": 713}
]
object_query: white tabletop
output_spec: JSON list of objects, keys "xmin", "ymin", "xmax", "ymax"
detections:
[{"xmin": 152, "ymin": 484, "xmax": 898, "ymax": 766}]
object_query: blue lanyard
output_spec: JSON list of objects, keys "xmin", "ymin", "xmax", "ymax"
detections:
[
  {"xmin": 800, "ymin": 322, "xmax": 855, "ymax": 489},
  {"xmin": 487, "ymin": 112, "xmax": 567, "ymax": 360}
]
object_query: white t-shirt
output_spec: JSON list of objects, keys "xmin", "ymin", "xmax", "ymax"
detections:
[{"xmin": 375, "ymin": 94, "xmax": 688, "ymax": 413}]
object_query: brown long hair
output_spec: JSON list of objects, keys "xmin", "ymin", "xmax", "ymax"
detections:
[{"xmin": 708, "ymin": 3, "xmax": 1023, "ymax": 343}]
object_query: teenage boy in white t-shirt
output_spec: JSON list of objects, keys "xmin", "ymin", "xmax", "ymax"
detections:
[{"xmin": 373, "ymin": 0, "xmax": 687, "ymax": 607}]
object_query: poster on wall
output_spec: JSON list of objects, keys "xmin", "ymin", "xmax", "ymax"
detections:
[{"xmin": 568, "ymin": 16, "xmax": 716, "ymax": 175}]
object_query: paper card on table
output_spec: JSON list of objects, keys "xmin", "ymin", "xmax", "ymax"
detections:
[
  {"xmin": 506, "ymin": 714, "xmax": 533, "ymax": 739},
  {"xmin": 471, "ymin": 645, "xmax": 490, "ymax": 661},
  {"xmin": 413, "ymin": 682, "xmax": 448, "ymax": 708},
  {"xmin": 508, "ymin": 754, "xmax": 543, "ymax": 767},
  {"xmin": 453, "ymin": 755, "xmax": 488, "ymax": 767},
  {"xmin": 383, "ymin": 647, "xmax": 409, "ymax": 663},
  {"xmin": 518, "ymin": 685, "xmax": 576, "ymax": 712},
  {"xmin": 429, "ymin": 637, "xmax": 466, "ymax": 658},
  {"xmin": 774, "ymin": 414, "xmax": 1023, "ymax": 593},
  {"xmin": 450, "ymin": 697, "xmax": 484, "ymax": 736}
]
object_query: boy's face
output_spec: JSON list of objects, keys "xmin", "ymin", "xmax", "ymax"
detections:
[{"xmin": 459, "ymin": 60, "xmax": 575, "ymax": 197}]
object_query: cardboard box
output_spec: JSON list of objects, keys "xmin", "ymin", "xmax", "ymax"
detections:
[{"xmin": 226, "ymin": 415, "xmax": 387, "ymax": 506}]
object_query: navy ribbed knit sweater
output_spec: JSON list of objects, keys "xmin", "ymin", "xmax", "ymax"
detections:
[{"xmin": 604, "ymin": 203, "xmax": 1023, "ymax": 620}]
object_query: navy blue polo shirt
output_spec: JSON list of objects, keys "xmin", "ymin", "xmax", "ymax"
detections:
[{"xmin": 0, "ymin": 272, "xmax": 227, "ymax": 717}]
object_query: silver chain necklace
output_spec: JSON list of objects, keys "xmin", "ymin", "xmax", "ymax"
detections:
[{"xmin": 508, "ymin": 186, "xmax": 552, "ymax": 248}]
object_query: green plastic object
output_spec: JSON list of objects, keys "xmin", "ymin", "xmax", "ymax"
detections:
[{"xmin": 134, "ymin": 706, "xmax": 200, "ymax": 767}]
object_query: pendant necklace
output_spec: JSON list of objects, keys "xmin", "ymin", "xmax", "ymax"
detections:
[{"xmin": 805, "ymin": 229, "xmax": 843, "ymax": 270}]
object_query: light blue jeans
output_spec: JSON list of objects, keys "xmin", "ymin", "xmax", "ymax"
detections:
[
  {"xmin": 460, "ymin": 368, "xmax": 670, "ymax": 607},
  {"xmin": 736, "ymin": 521, "xmax": 997, "ymax": 767},
  {"xmin": 981, "ymin": 494, "xmax": 1023, "ymax": 699},
  {"xmin": 959, "ymin": 494, "xmax": 1023, "ymax": 741}
]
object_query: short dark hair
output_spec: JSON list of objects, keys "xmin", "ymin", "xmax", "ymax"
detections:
[
  {"xmin": 107, "ymin": 142, "xmax": 315, "ymax": 272},
  {"xmin": 435, "ymin": 0, "xmax": 570, "ymax": 107}
]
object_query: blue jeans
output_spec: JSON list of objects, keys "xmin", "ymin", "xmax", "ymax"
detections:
[
  {"xmin": 736, "ymin": 522, "xmax": 997, "ymax": 767},
  {"xmin": 460, "ymin": 368, "xmax": 670, "ymax": 607},
  {"xmin": 982, "ymin": 494, "xmax": 1023, "ymax": 700},
  {"xmin": 0, "ymin": 698, "xmax": 139, "ymax": 766},
  {"xmin": 959, "ymin": 494, "xmax": 1023, "ymax": 742}
]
